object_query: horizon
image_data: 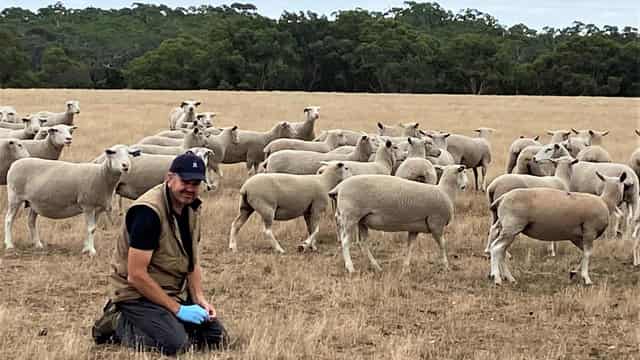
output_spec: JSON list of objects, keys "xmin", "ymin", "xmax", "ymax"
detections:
[{"xmin": 2, "ymin": 1, "xmax": 639, "ymax": 31}]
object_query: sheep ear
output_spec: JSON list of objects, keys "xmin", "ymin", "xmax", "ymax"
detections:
[
  {"xmin": 601, "ymin": 130, "xmax": 609, "ymax": 136},
  {"xmin": 196, "ymin": 114, "xmax": 205, "ymax": 120},
  {"xmin": 319, "ymin": 161, "xmax": 330, "ymax": 166},
  {"xmin": 589, "ymin": 130, "xmax": 595, "ymax": 136},
  {"xmin": 443, "ymin": 133, "xmax": 450, "ymax": 138},
  {"xmin": 571, "ymin": 159, "xmax": 579, "ymax": 165},
  {"xmin": 231, "ymin": 125, "xmax": 238, "ymax": 130},
  {"xmin": 69, "ymin": 125, "xmax": 78, "ymax": 133},
  {"xmin": 519, "ymin": 135, "xmax": 524, "ymax": 139},
  {"xmin": 635, "ymin": 129, "xmax": 640, "ymax": 137},
  {"xmin": 194, "ymin": 101, "xmax": 201, "ymax": 107},
  {"xmin": 129, "ymin": 148, "xmax": 142, "ymax": 157},
  {"xmin": 595, "ymin": 171, "xmax": 605, "ymax": 182},
  {"xmin": 533, "ymin": 135, "xmax": 540, "ymax": 141},
  {"xmin": 433, "ymin": 165, "xmax": 444, "ymax": 172},
  {"xmin": 413, "ymin": 123, "xmax": 419, "ymax": 129},
  {"xmin": 48, "ymin": 128, "xmax": 58, "ymax": 134},
  {"xmin": 377, "ymin": 122, "xmax": 384, "ymax": 130},
  {"xmin": 303, "ymin": 107, "xmax": 310, "ymax": 113},
  {"xmin": 457, "ymin": 165, "xmax": 465, "ymax": 172},
  {"xmin": 180, "ymin": 101, "xmax": 187, "ymax": 107},
  {"xmin": 105, "ymin": 148, "xmax": 116, "ymax": 155},
  {"xmin": 385, "ymin": 140, "xmax": 392, "ymax": 148},
  {"xmin": 554, "ymin": 144, "xmax": 560, "ymax": 150},
  {"xmin": 473, "ymin": 128, "xmax": 480, "ymax": 132},
  {"xmin": 571, "ymin": 128, "xmax": 579, "ymax": 134},
  {"xmin": 39, "ymin": 118, "xmax": 47, "ymax": 124},
  {"xmin": 407, "ymin": 137, "xmax": 413, "ymax": 144},
  {"xmin": 336, "ymin": 162, "xmax": 344, "ymax": 168},
  {"xmin": 620, "ymin": 172, "xmax": 627, "ymax": 182}
]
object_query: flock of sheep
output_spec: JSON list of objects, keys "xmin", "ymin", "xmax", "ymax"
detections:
[{"xmin": 0, "ymin": 100, "xmax": 638, "ymax": 287}]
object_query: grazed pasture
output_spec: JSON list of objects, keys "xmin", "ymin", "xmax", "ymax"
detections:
[{"xmin": 0, "ymin": 89, "xmax": 638, "ymax": 359}]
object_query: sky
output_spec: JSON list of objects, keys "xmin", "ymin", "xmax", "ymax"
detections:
[{"xmin": 3, "ymin": 0, "xmax": 639, "ymax": 30}]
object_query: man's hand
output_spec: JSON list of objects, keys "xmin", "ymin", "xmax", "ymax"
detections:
[
  {"xmin": 195, "ymin": 297, "xmax": 217, "ymax": 320},
  {"xmin": 176, "ymin": 304, "xmax": 209, "ymax": 324}
]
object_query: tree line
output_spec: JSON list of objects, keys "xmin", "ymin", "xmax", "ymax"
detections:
[{"xmin": 1, "ymin": 1, "xmax": 638, "ymax": 96}]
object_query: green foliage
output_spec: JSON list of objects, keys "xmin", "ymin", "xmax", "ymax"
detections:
[{"xmin": 0, "ymin": 2, "xmax": 638, "ymax": 96}]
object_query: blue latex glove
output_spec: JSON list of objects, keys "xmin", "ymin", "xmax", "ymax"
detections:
[{"xmin": 176, "ymin": 305, "xmax": 209, "ymax": 324}]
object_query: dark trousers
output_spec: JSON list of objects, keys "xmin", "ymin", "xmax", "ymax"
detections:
[{"xmin": 114, "ymin": 298, "xmax": 228, "ymax": 356}]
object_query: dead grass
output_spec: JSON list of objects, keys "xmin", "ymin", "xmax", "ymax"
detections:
[{"xmin": 0, "ymin": 89, "xmax": 639, "ymax": 359}]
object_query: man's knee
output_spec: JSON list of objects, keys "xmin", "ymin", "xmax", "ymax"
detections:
[{"xmin": 157, "ymin": 329, "xmax": 189, "ymax": 356}]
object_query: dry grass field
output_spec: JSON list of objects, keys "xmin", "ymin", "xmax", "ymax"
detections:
[{"xmin": 0, "ymin": 89, "xmax": 639, "ymax": 359}]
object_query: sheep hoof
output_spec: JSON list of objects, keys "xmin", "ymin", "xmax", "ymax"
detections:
[
  {"xmin": 615, "ymin": 231, "xmax": 623, "ymax": 238},
  {"xmin": 297, "ymin": 244, "xmax": 307, "ymax": 253},
  {"xmin": 35, "ymin": 242, "xmax": 44, "ymax": 249},
  {"xmin": 82, "ymin": 247, "xmax": 96, "ymax": 256},
  {"xmin": 569, "ymin": 271, "xmax": 577, "ymax": 280}
]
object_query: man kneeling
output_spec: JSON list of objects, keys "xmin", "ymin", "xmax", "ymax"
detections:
[{"xmin": 93, "ymin": 151, "xmax": 228, "ymax": 355}]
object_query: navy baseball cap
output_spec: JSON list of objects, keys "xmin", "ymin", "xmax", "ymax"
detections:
[{"xmin": 169, "ymin": 151, "xmax": 206, "ymax": 181}]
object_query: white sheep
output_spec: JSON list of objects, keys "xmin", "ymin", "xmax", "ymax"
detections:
[
  {"xmin": 331, "ymin": 139, "xmax": 396, "ymax": 176},
  {"xmin": 290, "ymin": 106, "xmax": 320, "ymax": 140},
  {"xmin": 546, "ymin": 129, "xmax": 572, "ymax": 143},
  {"xmin": 222, "ymin": 121, "xmax": 294, "ymax": 175},
  {"xmin": 420, "ymin": 131, "xmax": 456, "ymax": 166},
  {"xmin": 446, "ymin": 128, "xmax": 494, "ymax": 191},
  {"xmin": 0, "ymin": 106, "xmax": 18, "ymax": 123},
  {"xmin": 377, "ymin": 122, "xmax": 420, "ymax": 137},
  {"xmin": 204, "ymin": 126, "xmax": 239, "ymax": 179},
  {"xmin": 22, "ymin": 124, "xmax": 76, "ymax": 160},
  {"xmin": 4, "ymin": 144, "xmax": 141, "ymax": 255},
  {"xmin": 576, "ymin": 145, "xmax": 612, "ymax": 163},
  {"xmin": 571, "ymin": 128, "xmax": 609, "ymax": 146},
  {"xmin": 329, "ymin": 165, "xmax": 468, "ymax": 273},
  {"xmin": 504, "ymin": 136, "xmax": 541, "ymax": 173},
  {"xmin": 487, "ymin": 172, "xmax": 626, "ymax": 285},
  {"xmin": 514, "ymin": 143, "xmax": 569, "ymax": 176},
  {"xmin": 168, "ymin": 100, "xmax": 200, "ymax": 130},
  {"xmin": 0, "ymin": 115, "xmax": 47, "ymax": 140},
  {"xmin": 534, "ymin": 149, "xmax": 639, "ymax": 238},
  {"xmin": 394, "ymin": 137, "xmax": 440, "ymax": 183},
  {"xmin": 485, "ymin": 156, "xmax": 577, "ymax": 256},
  {"xmin": 262, "ymin": 134, "xmax": 375, "ymax": 175},
  {"xmin": 132, "ymin": 127, "xmax": 208, "ymax": 156},
  {"xmin": 264, "ymin": 129, "xmax": 348, "ymax": 157},
  {"xmin": 314, "ymin": 129, "xmax": 365, "ymax": 146},
  {"xmin": 0, "ymin": 139, "xmax": 30, "ymax": 185},
  {"xmin": 629, "ymin": 130, "xmax": 640, "ymax": 184},
  {"xmin": 228, "ymin": 161, "xmax": 352, "ymax": 253},
  {"xmin": 31, "ymin": 100, "xmax": 80, "ymax": 126},
  {"xmin": 561, "ymin": 137, "xmax": 590, "ymax": 157}
]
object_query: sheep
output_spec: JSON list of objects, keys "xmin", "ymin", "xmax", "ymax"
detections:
[
  {"xmin": 314, "ymin": 129, "xmax": 364, "ymax": 146},
  {"xmin": 31, "ymin": 100, "xmax": 80, "ymax": 126},
  {"xmin": 534, "ymin": 150, "xmax": 640, "ymax": 237},
  {"xmin": 504, "ymin": 136, "xmax": 541, "ymax": 173},
  {"xmin": 487, "ymin": 172, "xmax": 626, "ymax": 286},
  {"xmin": 0, "ymin": 139, "xmax": 30, "ymax": 185},
  {"xmin": 290, "ymin": 106, "xmax": 320, "ymax": 140},
  {"xmin": 446, "ymin": 128, "xmax": 494, "ymax": 191},
  {"xmin": 394, "ymin": 137, "xmax": 440, "ymax": 183},
  {"xmin": 330, "ymin": 139, "xmax": 396, "ymax": 176},
  {"xmin": 4, "ymin": 144, "xmax": 141, "ymax": 255},
  {"xmin": 264, "ymin": 129, "xmax": 348, "ymax": 157},
  {"xmin": 133, "ymin": 127, "xmax": 208, "ymax": 156},
  {"xmin": 329, "ymin": 165, "xmax": 468, "ymax": 273},
  {"xmin": 193, "ymin": 112, "xmax": 216, "ymax": 128},
  {"xmin": 262, "ymin": 134, "xmax": 375, "ymax": 175},
  {"xmin": 561, "ymin": 137, "xmax": 590, "ymax": 157},
  {"xmin": 484, "ymin": 157, "xmax": 578, "ymax": 256},
  {"xmin": 576, "ymin": 145, "xmax": 612, "ymax": 163},
  {"xmin": 571, "ymin": 128, "xmax": 609, "ymax": 146},
  {"xmin": 168, "ymin": 100, "xmax": 200, "ymax": 130},
  {"xmin": 204, "ymin": 126, "xmax": 239, "ymax": 179},
  {"xmin": 421, "ymin": 131, "xmax": 456, "ymax": 166},
  {"xmin": 0, "ymin": 115, "xmax": 47, "ymax": 140},
  {"xmin": 137, "ymin": 135, "xmax": 183, "ymax": 147},
  {"xmin": 222, "ymin": 121, "xmax": 294, "ymax": 175},
  {"xmin": 377, "ymin": 122, "xmax": 420, "ymax": 137},
  {"xmin": 154, "ymin": 124, "xmax": 217, "ymax": 139},
  {"xmin": 22, "ymin": 124, "xmax": 76, "ymax": 160},
  {"xmin": 546, "ymin": 129, "xmax": 572, "ymax": 143},
  {"xmin": 228, "ymin": 161, "xmax": 352, "ymax": 253},
  {"xmin": 114, "ymin": 148, "xmax": 216, "ymax": 213},
  {"xmin": 0, "ymin": 106, "xmax": 18, "ymax": 123},
  {"xmin": 514, "ymin": 143, "xmax": 569, "ymax": 176}
]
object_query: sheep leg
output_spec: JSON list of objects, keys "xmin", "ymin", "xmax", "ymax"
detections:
[
  {"xmin": 4, "ymin": 197, "xmax": 21, "ymax": 250},
  {"xmin": 27, "ymin": 209, "xmax": 43, "ymax": 249},
  {"xmin": 341, "ymin": 222, "xmax": 357, "ymax": 274},
  {"xmin": 428, "ymin": 221, "xmax": 449, "ymax": 271},
  {"xmin": 485, "ymin": 221, "xmax": 501, "ymax": 256},
  {"xmin": 358, "ymin": 224, "xmax": 381, "ymax": 272},
  {"xmin": 489, "ymin": 225, "xmax": 519, "ymax": 285},
  {"xmin": 299, "ymin": 211, "xmax": 320, "ymax": 252},
  {"xmin": 632, "ymin": 223, "xmax": 640, "ymax": 266},
  {"xmin": 480, "ymin": 165, "xmax": 487, "ymax": 192},
  {"xmin": 472, "ymin": 167, "xmax": 479, "ymax": 191},
  {"xmin": 401, "ymin": 232, "xmax": 418, "ymax": 274},
  {"xmin": 82, "ymin": 209, "xmax": 97, "ymax": 256},
  {"xmin": 579, "ymin": 241, "xmax": 594, "ymax": 286},
  {"xmin": 228, "ymin": 208, "xmax": 253, "ymax": 252},
  {"xmin": 547, "ymin": 242, "xmax": 557, "ymax": 257}
]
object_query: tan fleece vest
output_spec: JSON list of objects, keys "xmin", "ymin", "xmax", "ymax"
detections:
[{"xmin": 110, "ymin": 183, "xmax": 201, "ymax": 303}]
